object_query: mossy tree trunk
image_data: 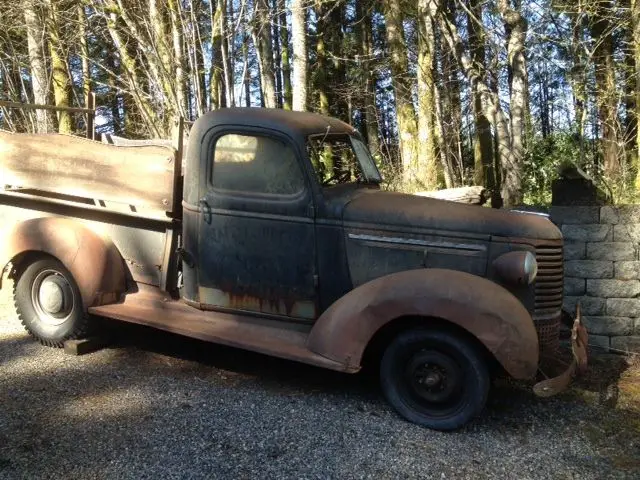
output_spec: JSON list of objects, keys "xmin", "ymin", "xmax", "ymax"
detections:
[{"xmin": 384, "ymin": 0, "xmax": 420, "ymax": 189}]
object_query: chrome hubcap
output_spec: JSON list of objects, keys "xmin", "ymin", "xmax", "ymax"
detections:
[{"xmin": 31, "ymin": 270, "xmax": 74, "ymax": 326}]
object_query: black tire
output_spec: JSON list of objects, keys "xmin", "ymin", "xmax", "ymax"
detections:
[
  {"xmin": 380, "ymin": 328, "xmax": 490, "ymax": 431},
  {"xmin": 13, "ymin": 255, "xmax": 90, "ymax": 347}
]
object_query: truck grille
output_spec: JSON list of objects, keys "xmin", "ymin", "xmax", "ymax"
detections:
[{"xmin": 534, "ymin": 245, "xmax": 563, "ymax": 353}]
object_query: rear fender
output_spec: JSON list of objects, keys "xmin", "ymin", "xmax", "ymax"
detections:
[
  {"xmin": 307, "ymin": 269, "xmax": 539, "ymax": 379},
  {"xmin": 0, "ymin": 217, "xmax": 126, "ymax": 309}
]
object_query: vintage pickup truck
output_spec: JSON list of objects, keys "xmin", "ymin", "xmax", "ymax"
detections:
[{"xmin": 0, "ymin": 108, "xmax": 581, "ymax": 430}]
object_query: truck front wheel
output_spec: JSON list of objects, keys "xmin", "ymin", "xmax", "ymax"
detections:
[
  {"xmin": 13, "ymin": 256, "xmax": 90, "ymax": 347},
  {"xmin": 380, "ymin": 328, "xmax": 489, "ymax": 431}
]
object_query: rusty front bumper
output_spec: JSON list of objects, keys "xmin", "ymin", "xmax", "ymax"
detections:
[{"xmin": 533, "ymin": 304, "xmax": 589, "ymax": 397}]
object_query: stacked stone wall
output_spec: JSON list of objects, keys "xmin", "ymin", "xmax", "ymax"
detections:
[{"xmin": 551, "ymin": 206, "xmax": 640, "ymax": 353}]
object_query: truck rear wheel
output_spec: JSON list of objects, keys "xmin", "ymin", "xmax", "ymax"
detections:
[
  {"xmin": 13, "ymin": 255, "xmax": 90, "ymax": 347},
  {"xmin": 380, "ymin": 328, "xmax": 489, "ymax": 431}
]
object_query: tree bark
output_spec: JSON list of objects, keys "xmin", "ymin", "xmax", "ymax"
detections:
[
  {"xmin": 467, "ymin": 0, "xmax": 494, "ymax": 191},
  {"xmin": 278, "ymin": 0, "xmax": 293, "ymax": 109},
  {"xmin": 498, "ymin": 0, "xmax": 528, "ymax": 206},
  {"xmin": 210, "ymin": 0, "xmax": 225, "ymax": 109},
  {"xmin": 168, "ymin": 0, "xmax": 188, "ymax": 117},
  {"xmin": 272, "ymin": 0, "xmax": 283, "ymax": 108},
  {"xmin": 253, "ymin": 0, "xmax": 277, "ymax": 108},
  {"xmin": 105, "ymin": 10, "xmax": 161, "ymax": 137},
  {"xmin": 437, "ymin": 0, "xmax": 517, "ymax": 205},
  {"xmin": 356, "ymin": 0, "xmax": 380, "ymax": 155},
  {"xmin": 149, "ymin": 0, "xmax": 179, "ymax": 121},
  {"xmin": 633, "ymin": 0, "xmax": 640, "ymax": 187},
  {"xmin": 45, "ymin": 0, "xmax": 74, "ymax": 133},
  {"xmin": 221, "ymin": 0, "xmax": 235, "ymax": 107},
  {"xmin": 77, "ymin": 5, "xmax": 91, "ymax": 103},
  {"xmin": 191, "ymin": 0, "xmax": 207, "ymax": 116},
  {"xmin": 590, "ymin": 0, "xmax": 620, "ymax": 178},
  {"xmin": 621, "ymin": 0, "xmax": 637, "ymax": 177},
  {"xmin": 384, "ymin": 0, "xmax": 419, "ymax": 189},
  {"xmin": 416, "ymin": 0, "xmax": 439, "ymax": 190},
  {"xmin": 241, "ymin": 17, "xmax": 252, "ymax": 107},
  {"xmin": 442, "ymin": 41, "xmax": 464, "ymax": 186},
  {"xmin": 291, "ymin": 0, "xmax": 308, "ymax": 111},
  {"xmin": 24, "ymin": 0, "xmax": 53, "ymax": 133},
  {"xmin": 315, "ymin": 1, "xmax": 330, "ymax": 115},
  {"xmin": 327, "ymin": 3, "xmax": 348, "ymax": 120}
]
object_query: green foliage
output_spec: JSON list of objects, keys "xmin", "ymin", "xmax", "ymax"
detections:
[
  {"xmin": 377, "ymin": 159, "xmax": 404, "ymax": 192},
  {"xmin": 522, "ymin": 132, "xmax": 597, "ymax": 206}
]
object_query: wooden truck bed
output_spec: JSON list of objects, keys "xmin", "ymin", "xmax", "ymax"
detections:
[
  {"xmin": 0, "ymin": 130, "xmax": 181, "ymax": 221},
  {"xmin": 0, "ymin": 130, "xmax": 182, "ymax": 290}
]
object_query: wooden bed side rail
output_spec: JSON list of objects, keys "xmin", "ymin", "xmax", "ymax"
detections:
[{"xmin": 0, "ymin": 130, "xmax": 178, "ymax": 215}]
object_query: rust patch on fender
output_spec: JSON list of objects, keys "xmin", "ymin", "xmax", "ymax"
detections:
[
  {"xmin": 0, "ymin": 217, "xmax": 126, "ymax": 308},
  {"xmin": 307, "ymin": 268, "xmax": 539, "ymax": 379}
]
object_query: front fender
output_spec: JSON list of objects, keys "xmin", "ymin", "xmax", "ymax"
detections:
[
  {"xmin": 0, "ymin": 217, "xmax": 126, "ymax": 309},
  {"xmin": 307, "ymin": 268, "xmax": 539, "ymax": 379}
]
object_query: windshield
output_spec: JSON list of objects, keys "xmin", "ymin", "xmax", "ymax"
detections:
[{"xmin": 307, "ymin": 134, "xmax": 382, "ymax": 187}]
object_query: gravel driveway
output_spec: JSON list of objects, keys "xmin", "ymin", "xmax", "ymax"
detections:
[{"xmin": 1, "ymin": 279, "xmax": 639, "ymax": 480}]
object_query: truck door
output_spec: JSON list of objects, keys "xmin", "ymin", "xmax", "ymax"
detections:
[{"xmin": 196, "ymin": 129, "xmax": 318, "ymax": 321}]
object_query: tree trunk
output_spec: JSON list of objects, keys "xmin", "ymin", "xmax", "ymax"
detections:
[
  {"xmin": 221, "ymin": 0, "xmax": 235, "ymax": 107},
  {"xmin": 467, "ymin": 0, "xmax": 494, "ymax": 191},
  {"xmin": 327, "ymin": 3, "xmax": 348, "ymax": 120},
  {"xmin": 384, "ymin": 0, "xmax": 419, "ymax": 189},
  {"xmin": 168, "ymin": 0, "xmax": 188, "ymax": 117},
  {"xmin": 210, "ymin": 0, "xmax": 225, "ymax": 109},
  {"xmin": 77, "ymin": 5, "xmax": 91, "ymax": 103},
  {"xmin": 272, "ymin": 0, "xmax": 283, "ymax": 108},
  {"xmin": 106, "ymin": 11, "xmax": 161, "ymax": 137},
  {"xmin": 253, "ymin": 0, "xmax": 277, "ymax": 108},
  {"xmin": 498, "ymin": 0, "xmax": 527, "ymax": 206},
  {"xmin": 104, "ymin": 48, "xmax": 123, "ymax": 135},
  {"xmin": 440, "ymin": 1, "xmax": 464, "ymax": 186},
  {"xmin": 314, "ymin": 1, "xmax": 348, "ymax": 119},
  {"xmin": 315, "ymin": 2, "xmax": 330, "ymax": 115},
  {"xmin": 24, "ymin": 0, "xmax": 53, "ymax": 133},
  {"xmin": 437, "ymin": 0, "xmax": 517, "ymax": 205},
  {"xmin": 241, "ymin": 20, "xmax": 252, "ymax": 107},
  {"xmin": 590, "ymin": 0, "xmax": 620, "ymax": 178},
  {"xmin": 358, "ymin": 0, "xmax": 380, "ymax": 155},
  {"xmin": 416, "ymin": 0, "xmax": 439, "ymax": 190},
  {"xmin": 279, "ymin": 0, "xmax": 293, "ymax": 110},
  {"xmin": 442, "ymin": 41, "xmax": 464, "ymax": 186},
  {"xmin": 634, "ymin": 0, "xmax": 640, "ymax": 188},
  {"xmin": 45, "ymin": 0, "xmax": 74, "ymax": 134},
  {"xmin": 291, "ymin": 0, "xmax": 308, "ymax": 111},
  {"xmin": 149, "ymin": 0, "xmax": 178, "ymax": 121},
  {"xmin": 191, "ymin": 1, "xmax": 207, "ymax": 116},
  {"xmin": 622, "ymin": 0, "xmax": 637, "ymax": 178},
  {"xmin": 355, "ymin": 0, "xmax": 380, "ymax": 155}
]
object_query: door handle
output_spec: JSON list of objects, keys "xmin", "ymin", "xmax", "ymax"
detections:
[{"xmin": 199, "ymin": 198, "xmax": 212, "ymax": 224}]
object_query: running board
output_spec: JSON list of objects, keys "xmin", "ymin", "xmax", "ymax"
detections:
[{"xmin": 89, "ymin": 285, "xmax": 356, "ymax": 373}]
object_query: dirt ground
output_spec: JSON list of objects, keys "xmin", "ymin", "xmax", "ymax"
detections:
[{"xmin": 0, "ymin": 279, "xmax": 639, "ymax": 479}]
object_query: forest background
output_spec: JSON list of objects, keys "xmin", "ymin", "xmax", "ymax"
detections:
[{"xmin": 0, "ymin": 0, "xmax": 638, "ymax": 207}]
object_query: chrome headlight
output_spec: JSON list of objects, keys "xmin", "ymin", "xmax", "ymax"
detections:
[{"xmin": 493, "ymin": 251, "xmax": 538, "ymax": 285}]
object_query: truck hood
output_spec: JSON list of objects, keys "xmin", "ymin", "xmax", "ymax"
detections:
[{"xmin": 340, "ymin": 189, "xmax": 561, "ymax": 241}]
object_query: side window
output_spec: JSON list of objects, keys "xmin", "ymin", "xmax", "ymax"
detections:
[{"xmin": 212, "ymin": 133, "xmax": 305, "ymax": 195}]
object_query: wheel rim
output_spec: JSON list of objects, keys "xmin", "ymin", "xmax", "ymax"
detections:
[
  {"xmin": 30, "ymin": 269, "xmax": 75, "ymax": 326},
  {"xmin": 400, "ymin": 349, "xmax": 466, "ymax": 418}
]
